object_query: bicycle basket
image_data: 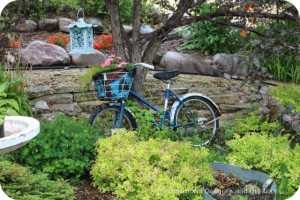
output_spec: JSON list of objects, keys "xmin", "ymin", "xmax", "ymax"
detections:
[{"xmin": 93, "ymin": 68, "xmax": 134, "ymax": 101}]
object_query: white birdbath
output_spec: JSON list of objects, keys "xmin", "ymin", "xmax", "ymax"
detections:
[{"xmin": 0, "ymin": 116, "xmax": 40, "ymax": 155}]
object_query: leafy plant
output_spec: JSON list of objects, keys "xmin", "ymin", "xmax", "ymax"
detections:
[
  {"xmin": 180, "ymin": 20, "xmax": 244, "ymax": 55},
  {"xmin": 0, "ymin": 68, "xmax": 32, "ymax": 117},
  {"xmin": 82, "ymin": 0, "xmax": 133, "ymax": 22},
  {"xmin": 91, "ymin": 129, "xmax": 215, "ymax": 199},
  {"xmin": 226, "ymin": 133, "xmax": 300, "ymax": 200},
  {"xmin": 245, "ymin": 20, "xmax": 300, "ymax": 84},
  {"xmin": 0, "ymin": 159, "xmax": 75, "ymax": 200},
  {"xmin": 10, "ymin": 114, "xmax": 101, "ymax": 184},
  {"xmin": 0, "ymin": 81, "xmax": 19, "ymax": 124},
  {"xmin": 126, "ymin": 100, "xmax": 178, "ymax": 141},
  {"xmin": 180, "ymin": 3, "xmax": 244, "ymax": 55}
]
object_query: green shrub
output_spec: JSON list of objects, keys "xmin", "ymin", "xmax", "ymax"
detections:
[
  {"xmin": 270, "ymin": 84, "xmax": 300, "ymax": 112},
  {"xmin": 10, "ymin": 114, "xmax": 101, "ymax": 184},
  {"xmin": 180, "ymin": 3, "xmax": 244, "ymax": 55},
  {"xmin": 82, "ymin": 0, "xmax": 133, "ymax": 22},
  {"xmin": 233, "ymin": 111, "xmax": 279, "ymax": 136},
  {"xmin": 91, "ymin": 129, "xmax": 214, "ymax": 200},
  {"xmin": 126, "ymin": 101, "xmax": 178, "ymax": 141},
  {"xmin": 226, "ymin": 133, "xmax": 300, "ymax": 199},
  {"xmin": 0, "ymin": 159, "xmax": 75, "ymax": 200}
]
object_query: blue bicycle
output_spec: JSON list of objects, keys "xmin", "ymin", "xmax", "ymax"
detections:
[{"xmin": 89, "ymin": 63, "xmax": 221, "ymax": 146}]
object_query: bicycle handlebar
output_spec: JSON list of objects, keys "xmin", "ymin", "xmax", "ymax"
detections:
[{"xmin": 133, "ymin": 63, "xmax": 155, "ymax": 70}]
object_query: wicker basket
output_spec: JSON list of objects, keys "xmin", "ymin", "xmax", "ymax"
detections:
[{"xmin": 93, "ymin": 68, "xmax": 134, "ymax": 101}]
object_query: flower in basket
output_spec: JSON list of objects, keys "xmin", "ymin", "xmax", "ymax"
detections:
[{"xmin": 81, "ymin": 55, "xmax": 134, "ymax": 88}]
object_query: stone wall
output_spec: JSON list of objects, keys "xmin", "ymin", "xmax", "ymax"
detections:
[{"xmin": 24, "ymin": 68, "xmax": 252, "ymax": 123}]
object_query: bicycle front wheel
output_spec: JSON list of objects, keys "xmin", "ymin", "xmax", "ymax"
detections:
[
  {"xmin": 89, "ymin": 104, "xmax": 136, "ymax": 137},
  {"xmin": 174, "ymin": 96, "xmax": 220, "ymax": 147}
]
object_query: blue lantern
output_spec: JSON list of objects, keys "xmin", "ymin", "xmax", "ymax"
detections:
[{"xmin": 66, "ymin": 8, "xmax": 97, "ymax": 54}]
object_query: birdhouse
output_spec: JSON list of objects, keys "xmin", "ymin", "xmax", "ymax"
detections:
[{"xmin": 66, "ymin": 8, "xmax": 97, "ymax": 54}]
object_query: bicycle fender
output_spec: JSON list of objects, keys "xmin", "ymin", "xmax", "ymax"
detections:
[{"xmin": 169, "ymin": 93, "xmax": 221, "ymax": 125}]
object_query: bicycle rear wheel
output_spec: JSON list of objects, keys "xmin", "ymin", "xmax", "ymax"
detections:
[
  {"xmin": 174, "ymin": 96, "xmax": 220, "ymax": 147},
  {"xmin": 89, "ymin": 104, "xmax": 136, "ymax": 137}
]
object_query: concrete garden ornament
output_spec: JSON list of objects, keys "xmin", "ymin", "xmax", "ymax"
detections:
[
  {"xmin": 0, "ymin": 0, "xmax": 16, "ymax": 16},
  {"xmin": 66, "ymin": 8, "xmax": 98, "ymax": 54}
]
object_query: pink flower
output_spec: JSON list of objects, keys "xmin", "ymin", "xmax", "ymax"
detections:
[
  {"xmin": 117, "ymin": 62, "xmax": 128, "ymax": 67},
  {"xmin": 102, "ymin": 57, "xmax": 113, "ymax": 67}
]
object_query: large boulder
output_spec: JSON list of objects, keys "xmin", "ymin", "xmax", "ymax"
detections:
[
  {"xmin": 140, "ymin": 25, "xmax": 155, "ymax": 35},
  {"xmin": 158, "ymin": 51, "xmax": 215, "ymax": 75},
  {"xmin": 59, "ymin": 18, "xmax": 76, "ymax": 33},
  {"xmin": 20, "ymin": 40, "xmax": 71, "ymax": 67},
  {"xmin": 15, "ymin": 20, "xmax": 38, "ymax": 32},
  {"xmin": 85, "ymin": 17, "xmax": 104, "ymax": 33},
  {"xmin": 71, "ymin": 50, "xmax": 107, "ymax": 66},
  {"xmin": 213, "ymin": 53, "xmax": 246, "ymax": 76},
  {"xmin": 38, "ymin": 19, "xmax": 58, "ymax": 32}
]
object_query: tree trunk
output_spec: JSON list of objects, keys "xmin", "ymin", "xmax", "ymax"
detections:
[{"xmin": 104, "ymin": 0, "xmax": 127, "ymax": 60}]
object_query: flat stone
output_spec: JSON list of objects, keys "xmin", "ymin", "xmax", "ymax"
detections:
[
  {"xmin": 27, "ymin": 85, "xmax": 52, "ymax": 98},
  {"xmin": 74, "ymin": 92, "xmax": 98, "ymax": 102},
  {"xmin": 78, "ymin": 100, "xmax": 105, "ymax": 112},
  {"xmin": 210, "ymin": 94, "xmax": 238, "ymax": 105},
  {"xmin": 220, "ymin": 103, "xmax": 252, "ymax": 113},
  {"xmin": 55, "ymin": 82, "xmax": 83, "ymax": 93},
  {"xmin": 36, "ymin": 93, "xmax": 73, "ymax": 104},
  {"xmin": 51, "ymin": 103, "xmax": 82, "ymax": 116}
]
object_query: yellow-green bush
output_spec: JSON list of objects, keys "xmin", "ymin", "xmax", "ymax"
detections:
[
  {"xmin": 0, "ymin": 159, "xmax": 75, "ymax": 200},
  {"xmin": 270, "ymin": 84, "xmax": 300, "ymax": 112},
  {"xmin": 226, "ymin": 133, "xmax": 300, "ymax": 199},
  {"xmin": 91, "ymin": 129, "xmax": 214, "ymax": 200}
]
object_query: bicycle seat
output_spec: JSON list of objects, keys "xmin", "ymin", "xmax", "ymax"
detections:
[{"xmin": 153, "ymin": 70, "xmax": 180, "ymax": 81}]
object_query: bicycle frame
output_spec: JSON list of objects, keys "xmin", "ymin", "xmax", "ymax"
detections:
[{"xmin": 117, "ymin": 80, "xmax": 182, "ymax": 128}]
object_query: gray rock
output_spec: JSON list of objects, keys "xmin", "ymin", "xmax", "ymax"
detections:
[
  {"xmin": 15, "ymin": 20, "xmax": 38, "ymax": 32},
  {"xmin": 85, "ymin": 17, "xmax": 103, "ymax": 33},
  {"xmin": 159, "ymin": 51, "xmax": 215, "ymax": 75},
  {"xmin": 59, "ymin": 18, "xmax": 76, "ymax": 33},
  {"xmin": 34, "ymin": 100, "xmax": 49, "ymax": 110},
  {"xmin": 20, "ymin": 40, "xmax": 70, "ymax": 67},
  {"xmin": 71, "ymin": 50, "xmax": 107, "ymax": 66},
  {"xmin": 38, "ymin": 19, "xmax": 58, "ymax": 32},
  {"xmin": 51, "ymin": 103, "xmax": 82, "ymax": 116},
  {"xmin": 26, "ymin": 85, "xmax": 52, "ymax": 98},
  {"xmin": 140, "ymin": 25, "xmax": 154, "ymax": 35},
  {"xmin": 213, "ymin": 53, "xmax": 246, "ymax": 76}
]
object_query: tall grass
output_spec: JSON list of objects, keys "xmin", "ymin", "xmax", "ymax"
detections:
[{"xmin": 266, "ymin": 55, "xmax": 300, "ymax": 84}]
